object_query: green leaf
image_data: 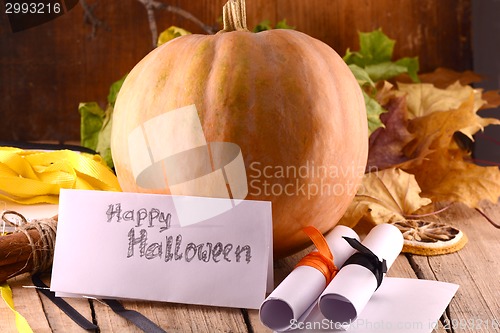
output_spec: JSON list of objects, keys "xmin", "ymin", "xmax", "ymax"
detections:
[
  {"xmin": 344, "ymin": 29, "xmax": 420, "ymax": 84},
  {"xmin": 363, "ymin": 90, "xmax": 387, "ymax": 134},
  {"xmin": 344, "ymin": 29, "xmax": 395, "ymax": 67},
  {"xmin": 79, "ymin": 102, "xmax": 105, "ymax": 152},
  {"xmin": 253, "ymin": 19, "xmax": 273, "ymax": 32},
  {"xmin": 157, "ymin": 26, "xmax": 191, "ymax": 47},
  {"xmin": 343, "ymin": 48, "xmax": 356, "ymax": 64},
  {"xmin": 365, "ymin": 61, "xmax": 409, "ymax": 82},
  {"xmin": 395, "ymin": 57, "xmax": 420, "ymax": 82},
  {"xmin": 348, "ymin": 64, "xmax": 386, "ymax": 134},
  {"xmin": 107, "ymin": 74, "xmax": 127, "ymax": 106},
  {"xmin": 253, "ymin": 19, "xmax": 294, "ymax": 32},
  {"xmin": 348, "ymin": 64, "xmax": 375, "ymax": 88},
  {"xmin": 96, "ymin": 105, "xmax": 114, "ymax": 169},
  {"xmin": 275, "ymin": 19, "xmax": 294, "ymax": 30},
  {"xmin": 358, "ymin": 29, "xmax": 395, "ymax": 65}
]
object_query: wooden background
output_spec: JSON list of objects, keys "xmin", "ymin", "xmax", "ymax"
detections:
[{"xmin": 0, "ymin": 0, "xmax": 472, "ymax": 143}]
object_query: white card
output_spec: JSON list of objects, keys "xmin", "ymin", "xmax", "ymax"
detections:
[
  {"xmin": 51, "ymin": 189, "xmax": 273, "ymax": 309},
  {"xmin": 290, "ymin": 278, "xmax": 458, "ymax": 333}
]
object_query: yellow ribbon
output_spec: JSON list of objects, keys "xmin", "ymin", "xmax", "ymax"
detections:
[
  {"xmin": 0, "ymin": 283, "xmax": 33, "ymax": 333},
  {"xmin": 0, "ymin": 147, "xmax": 121, "ymax": 204},
  {"xmin": 0, "ymin": 147, "xmax": 121, "ymax": 331}
]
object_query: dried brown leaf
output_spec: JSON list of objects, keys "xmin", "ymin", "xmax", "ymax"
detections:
[
  {"xmin": 397, "ymin": 82, "xmax": 485, "ymax": 119},
  {"xmin": 339, "ymin": 168, "xmax": 432, "ymax": 227},
  {"xmin": 407, "ymin": 149, "xmax": 500, "ymax": 208},
  {"xmin": 396, "ymin": 67, "xmax": 483, "ymax": 88},
  {"xmin": 401, "ymin": 95, "xmax": 500, "ymax": 207},
  {"xmin": 367, "ymin": 93, "xmax": 415, "ymax": 170},
  {"xmin": 480, "ymin": 90, "xmax": 500, "ymax": 110}
]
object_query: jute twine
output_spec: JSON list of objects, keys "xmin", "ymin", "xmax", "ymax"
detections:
[{"xmin": 1, "ymin": 210, "xmax": 57, "ymax": 275}]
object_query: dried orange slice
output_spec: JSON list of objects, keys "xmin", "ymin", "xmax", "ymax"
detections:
[{"xmin": 391, "ymin": 219, "xmax": 467, "ymax": 255}]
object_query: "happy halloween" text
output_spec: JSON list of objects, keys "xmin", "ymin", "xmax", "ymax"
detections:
[
  {"xmin": 127, "ymin": 228, "xmax": 252, "ymax": 264},
  {"xmin": 106, "ymin": 203, "xmax": 172, "ymax": 231}
]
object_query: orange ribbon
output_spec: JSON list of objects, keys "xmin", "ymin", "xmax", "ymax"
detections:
[{"xmin": 295, "ymin": 226, "xmax": 338, "ymax": 286}]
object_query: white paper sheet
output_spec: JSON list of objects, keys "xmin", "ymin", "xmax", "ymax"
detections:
[
  {"xmin": 259, "ymin": 226, "xmax": 360, "ymax": 331},
  {"xmin": 292, "ymin": 277, "xmax": 459, "ymax": 333},
  {"xmin": 319, "ymin": 224, "xmax": 404, "ymax": 324},
  {"xmin": 50, "ymin": 189, "xmax": 273, "ymax": 309}
]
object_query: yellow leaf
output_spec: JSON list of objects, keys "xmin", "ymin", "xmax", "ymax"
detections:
[
  {"xmin": 408, "ymin": 150, "xmax": 500, "ymax": 208},
  {"xmin": 398, "ymin": 81, "xmax": 485, "ymax": 118},
  {"xmin": 405, "ymin": 94, "xmax": 477, "ymax": 155},
  {"xmin": 157, "ymin": 26, "xmax": 191, "ymax": 47},
  {"xmin": 339, "ymin": 168, "xmax": 432, "ymax": 227},
  {"xmin": 400, "ymin": 90, "xmax": 500, "ymax": 208},
  {"xmin": 398, "ymin": 82, "xmax": 500, "ymax": 140}
]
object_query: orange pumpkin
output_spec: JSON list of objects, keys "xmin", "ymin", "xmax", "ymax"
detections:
[{"xmin": 111, "ymin": 0, "xmax": 368, "ymax": 258}]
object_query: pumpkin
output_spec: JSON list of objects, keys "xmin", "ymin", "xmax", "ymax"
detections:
[{"xmin": 111, "ymin": 0, "xmax": 368, "ymax": 258}]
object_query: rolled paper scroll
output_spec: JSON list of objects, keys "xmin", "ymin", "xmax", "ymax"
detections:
[
  {"xmin": 318, "ymin": 223, "xmax": 404, "ymax": 325},
  {"xmin": 259, "ymin": 225, "xmax": 359, "ymax": 331}
]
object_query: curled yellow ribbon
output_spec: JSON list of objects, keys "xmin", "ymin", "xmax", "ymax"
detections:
[
  {"xmin": 0, "ymin": 283, "xmax": 33, "ymax": 333},
  {"xmin": 0, "ymin": 147, "xmax": 121, "ymax": 204},
  {"xmin": 295, "ymin": 226, "xmax": 338, "ymax": 286}
]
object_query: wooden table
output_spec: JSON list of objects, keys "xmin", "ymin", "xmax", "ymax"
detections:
[{"xmin": 1, "ymin": 202, "xmax": 499, "ymax": 333}]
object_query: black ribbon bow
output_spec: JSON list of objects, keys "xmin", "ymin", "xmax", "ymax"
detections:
[{"xmin": 341, "ymin": 237, "xmax": 388, "ymax": 290}]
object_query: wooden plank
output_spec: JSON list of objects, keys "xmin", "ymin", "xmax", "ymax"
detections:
[
  {"xmin": 3, "ymin": 203, "xmax": 497, "ymax": 332},
  {"xmin": 0, "ymin": 274, "xmax": 52, "ymax": 333},
  {"xmin": 93, "ymin": 299, "xmax": 249, "ymax": 332},
  {"xmin": 0, "ymin": 274, "xmax": 96, "ymax": 333},
  {"xmin": 276, "ymin": 0, "xmax": 471, "ymax": 72},
  {"xmin": 35, "ymin": 275, "xmax": 94, "ymax": 333},
  {"xmin": 410, "ymin": 203, "xmax": 500, "ymax": 333}
]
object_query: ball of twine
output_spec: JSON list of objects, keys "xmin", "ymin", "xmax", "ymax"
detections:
[{"xmin": 2, "ymin": 210, "xmax": 57, "ymax": 275}]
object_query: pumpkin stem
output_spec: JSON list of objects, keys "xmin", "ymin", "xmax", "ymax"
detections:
[{"xmin": 221, "ymin": 0, "xmax": 249, "ymax": 32}]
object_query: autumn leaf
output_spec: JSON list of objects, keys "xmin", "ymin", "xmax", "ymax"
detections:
[
  {"xmin": 157, "ymin": 26, "xmax": 191, "ymax": 47},
  {"xmin": 480, "ymin": 90, "xmax": 500, "ymax": 110},
  {"xmin": 397, "ymin": 67, "xmax": 483, "ymax": 88},
  {"xmin": 348, "ymin": 64, "xmax": 387, "ymax": 134},
  {"xmin": 338, "ymin": 168, "xmax": 432, "ymax": 227},
  {"xmin": 397, "ymin": 81, "xmax": 485, "ymax": 118},
  {"xmin": 364, "ymin": 90, "xmax": 387, "ymax": 134},
  {"xmin": 408, "ymin": 151, "xmax": 500, "ymax": 207},
  {"xmin": 402, "ymin": 95, "xmax": 500, "ymax": 207},
  {"xmin": 345, "ymin": 29, "xmax": 420, "ymax": 134},
  {"xmin": 344, "ymin": 29, "xmax": 419, "ymax": 82},
  {"xmin": 341, "ymin": 29, "xmax": 500, "ymax": 231},
  {"xmin": 399, "ymin": 83, "xmax": 500, "ymax": 140},
  {"xmin": 367, "ymin": 92, "xmax": 415, "ymax": 170},
  {"xmin": 404, "ymin": 94, "xmax": 478, "ymax": 155}
]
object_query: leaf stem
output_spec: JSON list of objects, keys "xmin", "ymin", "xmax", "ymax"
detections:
[
  {"xmin": 475, "ymin": 207, "xmax": 500, "ymax": 229},
  {"xmin": 403, "ymin": 204, "xmax": 451, "ymax": 219}
]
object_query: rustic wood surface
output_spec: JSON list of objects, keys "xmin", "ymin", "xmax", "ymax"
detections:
[
  {"xmin": 1, "ymin": 201, "xmax": 499, "ymax": 333},
  {"xmin": 0, "ymin": 0, "xmax": 471, "ymax": 143}
]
